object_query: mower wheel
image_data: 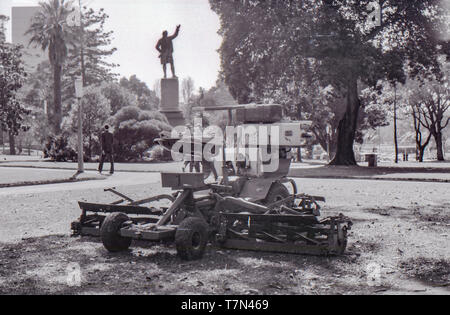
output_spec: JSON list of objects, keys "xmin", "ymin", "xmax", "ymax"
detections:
[
  {"xmin": 264, "ymin": 182, "xmax": 290, "ymax": 205},
  {"xmin": 175, "ymin": 217, "xmax": 208, "ymax": 260},
  {"xmin": 100, "ymin": 212, "xmax": 132, "ymax": 252}
]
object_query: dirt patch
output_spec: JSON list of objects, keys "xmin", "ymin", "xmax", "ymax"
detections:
[
  {"xmin": 413, "ymin": 205, "xmax": 450, "ymax": 224},
  {"xmin": 0, "ymin": 235, "xmax": 376, "ymax": 295},
  {"xmin": 399, "ymin": 258, "xmax": 450, "ymax": 287},
  {"xmin": 348, "ymin": 240, "xmax": 381, "ymax": 254},
  {"xmin": 1, "ymin": 178, "xmax": 450, "ymax": 295},
  {"xmin": 364, "ymin": 206, "xmax": 410, "ymax": 217}
]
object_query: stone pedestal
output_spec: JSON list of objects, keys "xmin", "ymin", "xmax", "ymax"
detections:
[{"xmin": 160, "ymin": 78, "xmax": 185, "ymax": 127}]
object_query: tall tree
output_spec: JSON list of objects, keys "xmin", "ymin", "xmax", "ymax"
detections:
[
  {"xmin": 0, "ymin": 15, "xmax": 8, "ymax": 146},
  {"xmin": 27, "ymin": 0, "xmax": 73, "ymax": 133},
  {"xmin": 363, "ymin": 81, "xmax": 410, "ymax": 162},
  {"xmin": 410, "ymin": 98, "xmax": 432, "ymax": 162},
  {"xmin": 408, "ymin": 67, "xmax": 450, "ymax": 161},
  {"xmin": 101, "ymin": 82, "xmax": 138, "ymax": 115},
  {"xmin": 0, "ymin": 37, "xmax": 29, "ymax": 155},
  {"xmin": 64, "ymin": 85, "xmax": 110, "ymax": 158},
  {"xmin": 120, "ymin": 75, "xmax": 159, "ymax": 110},
  {"xmin": 66, "ymin": 6, "xmax": 118, "ymax": 87},
  {"xmin": 0, "ymin": 15, "xmax": 7, "ymax": 42},
  {"xmin": 181, "ymin": 77, "xmax": 195, "ymax": 104},
  {"xmin": 153, "ymin": 80, "xmax": 161, "ymax": 102},
  {"xmin": 210, "ymin": 0, "xmax": 449, "ymax": 165},
  {"xmin": 203, "ymin": 80, "xmax": 237, "ymax": 108},
  {"xmin": 19, "ymin": 61, "xmax": 53, "ymax": 149}
]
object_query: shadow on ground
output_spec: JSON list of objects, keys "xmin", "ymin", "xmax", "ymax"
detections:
[{"xmin": 0, "ymin": 234, "xmax": 378, "ymax": 295}]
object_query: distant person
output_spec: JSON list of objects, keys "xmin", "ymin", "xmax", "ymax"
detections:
[
  {"xmin": 183, "ymin": 152, "xmax": 201, "ymax": 173},
  {"xmin": 202, "ymin": 156, "xmax": 218, "ymax": 182},
  {"xmin": 155, "ymin": 25, "xmax": 181, "ymax": 78},
  {"xmin": 98, "ymin": 125, "xmax": 114, "ymax": 174}
]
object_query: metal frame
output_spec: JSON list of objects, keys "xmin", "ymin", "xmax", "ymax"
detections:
[
  {"xmin": 72, "ymin": 179, "xmax": 352, "ymax": 257},
  {"xmin": 71, "ymin": 103, "xmax": 353, "ymax": 258}
]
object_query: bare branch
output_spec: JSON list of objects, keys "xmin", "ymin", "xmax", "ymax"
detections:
[{"xmin": 443, "ymin": 117, "xmax": 450, "ymax": 130}]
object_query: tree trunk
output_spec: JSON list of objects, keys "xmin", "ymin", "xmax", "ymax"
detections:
[
  {"xmin": 393, "ymin": 85, "xmax": 399, "ymax": 164},
  {"xmin": 17, "ymin": 138, "xmax": 22, "ymax": 155},
  {"xmin": 8, "ymin": 131, "xmax": 15, "ymax": 156},
  {"xmin": 330, "ymin": 78, "xmax": 360, "ymax": 166},
  {"xmin": 435, "ymin": 132, "xmax": 445, "ymax": 161},
  {"xmin": 296, "ymin": 102, "xmax": 302, "ymax": 163},
  {"xmin": 418, "ymin": 147, "xmax": 425, "ymax": 162},
  {"xmin": 88, "ymin": 134, "xmax": 92, "ymax": 160},
  {"xmin": 53, "ymin": 64, "xmax": 62, "ymax": 134}
]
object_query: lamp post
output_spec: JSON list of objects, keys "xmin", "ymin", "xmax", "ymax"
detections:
[
  {"xmin": 69, "ymin": 3, "xmax": 85, "ymax": 173},
  {"xmin": 0, "ymin": 64, "xmax": 4, "ymax": 154},
  {"xmin": 75, "ymin": 77, "xmax": 84, "ymax": 173},
  {"xmin": 326, "ymin": 124, "xmax": 331, "ymax": 162}
]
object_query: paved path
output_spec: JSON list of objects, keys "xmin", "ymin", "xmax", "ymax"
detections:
[
  {"xmin": 0, "ymin": 167, "xmax": 75, "ymax": 185},
  {"xmin": 2, "ymin": 160, "xmax": 450, "ymax": 185},
  {"xmin": 0, "ymin": 167, "xmax": 106, "ymax": 188},
  {"xmin": 0, "ymin": 160, "xmax": 183, "ymax": 173},
  {"xmin": 0, "ymin": 171, "xmax": 161, "ymax": 196}
]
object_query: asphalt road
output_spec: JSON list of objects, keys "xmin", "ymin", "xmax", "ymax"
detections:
[{"xmin": 0, "ymin": 171, "xmax": 161, "ymax": 196}]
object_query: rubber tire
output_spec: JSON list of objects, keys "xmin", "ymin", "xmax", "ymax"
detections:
[
  {"xmin": 175, "ymin": 217, "xmax": 208, "ymax": 261},
  {"xmin": 263, "ymin": 182, "xmax": 290, "ymax": 205},
  {"xmin": 100, "ymin": 212, "xmax": 132, "ymax": 252}
]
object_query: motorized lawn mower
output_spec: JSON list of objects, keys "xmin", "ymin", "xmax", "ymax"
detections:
[{"xmin": 71, "ymin": 104, "xmax": 352, "ymax": 260}]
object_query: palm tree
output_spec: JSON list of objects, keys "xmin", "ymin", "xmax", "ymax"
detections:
[{"xmin": 26, "ymin": 0, "xmax": 73, "ymax": 133}]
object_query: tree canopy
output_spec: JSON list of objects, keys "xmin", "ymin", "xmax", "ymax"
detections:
[
  {"xmin": 119, "ymin": 75, "xmax": 159, "ymax": 111},
  {"xmin": 0, "ymin": 33, "xmax": 29, "ymax": 155},
  {"xmin": 210, "ymin": 0, "xmax": 449, "ymax": 165},
  {"xmin": 66, "ymin": 6, "xmax": 118, "ymax": 86},
  {"xmin": 26, "ymin": 0, "xmax": 73, "ymax": 132}
]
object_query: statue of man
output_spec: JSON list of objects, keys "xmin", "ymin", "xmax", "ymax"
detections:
[{"xmin": 156, "ymin": 25, "xmax": 181, "ymax": 79}]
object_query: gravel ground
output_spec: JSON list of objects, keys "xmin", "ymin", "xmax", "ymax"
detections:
[{"xmin": 0, "ymin": 177, "xmax": 448, "ymax": 295}]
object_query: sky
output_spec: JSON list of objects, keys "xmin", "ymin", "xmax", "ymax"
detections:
[{"xmin": 0, "ymin": 0, "xmax": 223, "ymax": 90}]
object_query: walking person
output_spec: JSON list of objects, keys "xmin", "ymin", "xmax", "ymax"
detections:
[
  {"xmin": 182, "ymin": 152, "xmax": 201, "ymax": 173},
  {"xmin": 98, "ymin": 125, "xmax": 114, "ymax": 175}
]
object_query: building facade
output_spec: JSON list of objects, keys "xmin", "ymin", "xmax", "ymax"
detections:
[{"xmin": 11, "ymin": 6, "xmax": 45, "ymax": 73}]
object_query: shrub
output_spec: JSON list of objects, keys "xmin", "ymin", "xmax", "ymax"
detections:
[
  {"xmin": 108, "ymin": 106, "xmax": 171, "ymax": 162},
  {"xmin": 44, "ymin": 134, "xmax": 77, "ymax": 162}
]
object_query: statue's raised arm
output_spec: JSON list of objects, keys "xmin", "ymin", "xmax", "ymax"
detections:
[{"xmin": 170, "ymin": 25, "xmax": 181, "ymax": 40}]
